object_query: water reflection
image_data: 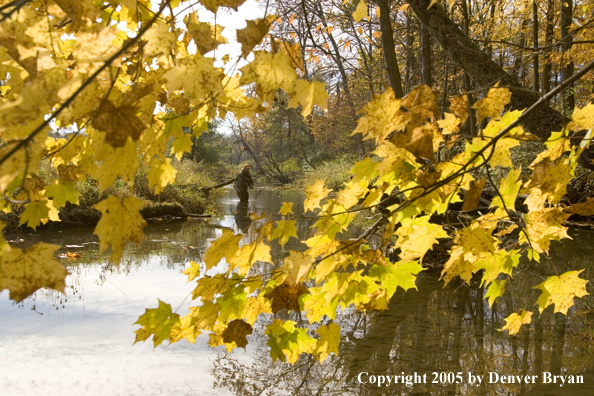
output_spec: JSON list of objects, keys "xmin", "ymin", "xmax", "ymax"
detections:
[
  {"xmin": 209, "ymin": 229, "xmax": 594, "ymax": 396},
  {"xmin": 234, "ymin": 201, "xmax": 252, "ymax": 232},
  {"xmin": 2, "ymin": 187, "xmax": 594, "ymax": 396}
]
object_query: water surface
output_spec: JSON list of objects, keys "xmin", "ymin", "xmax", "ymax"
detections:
[{"xmin": 2, "ymin": 187, "xmax": 594, "ymax": 396}]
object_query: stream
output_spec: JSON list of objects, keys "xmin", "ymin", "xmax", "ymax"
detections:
[{"xmin": 2, "ymin": 186, "xmax": 594, "ymax": 396}]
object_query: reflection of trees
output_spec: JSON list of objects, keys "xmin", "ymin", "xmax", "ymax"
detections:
[{"xmin": 211, "ymin": 264, "xmax": 594, "ymax": 396}]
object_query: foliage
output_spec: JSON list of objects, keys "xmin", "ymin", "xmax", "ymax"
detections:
[{"xmin": 0, "ymin": 0, "xmax": 593, "ymax": 367}]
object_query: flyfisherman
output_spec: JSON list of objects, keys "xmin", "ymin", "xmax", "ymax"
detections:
[{"xmin": 234, "ymin": 164, "xmax": 254, "ymax": 201}]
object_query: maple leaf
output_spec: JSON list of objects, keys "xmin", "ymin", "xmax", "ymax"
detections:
[
  {"xmin": 0, "ymin": 243, "xmax": 69, "ymax": 302},
  {"xmin": 287, "ymin": 80, "xmax": 329, "ymax": 117},
  {"xmin": 203, "ymin": 229, "xmax": 243, "ymax": 271},
  {"xmin": 164, "ymin": 54, "xmax": 224, "ymax": 104},
  {"xmin": 491, "ymin": 167, "xmax": 522, "ymax": 212},
  {"xmin": 520, "ymin": 208, "xmax": 570, "ymax": 253},
  {"xmin": 169, "ymin": 312, "xmax": 202, "ymax": 344},
  {"xmin": 143, "ymin": 20, "xmax": 177, "ymax": 58},
  {"xmin": 472, "ymin": 85, "xmax": 512, "ymax": 123},
  {"xmin": 217, "ymin": 283, "xmax": 247, "ymax": 322},
  {"xmin": 239, "ymin": 51, "xmax": 297, "ymax": 103},
  {"xmin": 44, "ymin": 182, "xmax": 80, "ymax": 209},
  {"xmin": 401, "ymin": 85, "xmax": 440, "ymax": 120},
  {"xmin": 199, "ymin": 0, "xmax": 247, "ymax": 13},
  {"xmin": 304, "ymin": 179, "xmax": 331, "ymax": 212},
  {"xmin": 271, "ymin": 220, "xmax": 298, "ymax": 248},
  {"xmin": 565, "ymin": 196, "xmax": 594, "ymax": 216},
  {"xmin": 314, "ymin": 323, "xmax": 340, "ymax": 363},
  {"xmin": 571, "ymin": 103, "xmax": 594, "ymax": 129},
  {"xmin": 353, "ymin": 0, "xmax": 369, "ymax": 22},
  {"xmin": 352, "ymin": 88, "xmax": 408, "ymax": 144},
  {"xmin": 147, "ymin": 157, "xmax": 177, "ymax": 194},
  {"xmin": 438, "ymin": 112, "xmax": 460, "ymax": 135},
  {"xmin": 394, "ymin": 217, "xmax": 448, "ymax": 261},
  {"xmin": 242, "ymin": 294, "xmax": 272, "ymax": 325},
  {"xmin": 280, "ymin": 250, "xmax": 315, "ymax": 284},
  {"xmin": 534, "ymin": 270, "xmax": 589, "ymax": 314},
  {"xmin": 181, "ymin": 261, "xmax": 202, "ymax": 282},
  {"xmin": 184, "ymin": 13, "xmax": 228, "ymax": 55},
  {"xmin": 499, "ymin": 309, "xmax": 532, "ymax": 335},
  {"xmin": 531, "ymin": 131, "xmax": 570, "ymax": 165},
  {"xmin": 237, "ymin": 15, "xmax": 277, "ymax": 58},
  {"xmin": 264, "ymin": 280, "xmax": 310, "ymax": 314},
  {"xmin": 279, "ymin": 42, "xmax": 304, "ymax": 72},
  {"xmin": 92, "ymin": 101, "xmax": 145, "ymax": 148},
  {"xmin": 222, "ymin": 319, "xmax": 253, "ymax": 349},
  {"xmin": 19, "ymin": 199, "xmax": 60, "ymax": 230},
  {"xmin": 265, "ymin": 320, "xmax": 316, "ymax": 363},
  {"xmin": 279, "ymin": 202, "xmax": 294, "ymax": 215},
  {"xmin": 449, "ymin": 94, "xmax": 469, "ymax": 124},
  {"xmin": 93, "ymin": 195, "xmax": 147, "ymax": 264},
  {"xmin": 462, "ymin": 178, "xmax": 485, "ymax": 211},
  {"xmin": 134, "ymin": 300, "xmax": 181, "ymax": 347},
  {"xmin": 91, "ymin": 138, "xmax": 140, "ymax": 192},
  {"xmin": 369, "ymin": 260, "xmax": 425, "ymax": 297},
  {"xmin": 192, "ymin": 274, "xmax": 229, "ymax": 301},
  {"xmin": 485, "ymin": 279, "xmax": 506, "ymax": 308},
  {"xmin": 229, "ymin": 241, "xmax": 272, "ymax": 275}
]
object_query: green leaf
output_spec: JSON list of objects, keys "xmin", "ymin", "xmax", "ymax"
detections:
[{"xmin": 134, "ymin": 300, "xmax": 181, "ymax": 347}]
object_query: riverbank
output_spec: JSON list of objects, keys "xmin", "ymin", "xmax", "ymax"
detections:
[{"xmin": 1, "ymin": 159, "xmax": 225, "ymax": 232}]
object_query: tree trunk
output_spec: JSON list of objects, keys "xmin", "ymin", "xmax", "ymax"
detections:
[
  {"xmin": 560, "ymin": 0, "xmax": 574, "ymax": 109},
  {"xmin": 407, "ymin": 0, "xmax": 566, "ymax": 140},
  {"xmin": 542, "ymin": 0, "xmax": 555, "ymax": 93},
  {"xmin": 421, "ymin": 24, "xmax": 432, "ymax": 87},
  {"xmin": 533, "ymin": 1, "xmax": 540, "ymax": 92},
  {"xmin": 377, "ymin": 0, "xmax": 404, "ymax": 97}
]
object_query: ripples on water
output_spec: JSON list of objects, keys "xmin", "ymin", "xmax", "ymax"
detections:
[{"xmin": 2, "ymin": 187, "xmax": 594, "ymax": 396}]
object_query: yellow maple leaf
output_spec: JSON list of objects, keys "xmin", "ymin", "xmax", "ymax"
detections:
[
  {"xmin": 279, "ymin": 201, "xmax": 294, "ymax": 215},
  {"xmin": 287, "ymin": 80, "xmax": 329, "ymax": 117},
  {"xmin": 239, "ymin": 51, "xmax": 297, "ymax": 104},
  {"xmin": 236, "ymin": 15, "xmax": 277, "ymax": 58},
  {"xmin": 91, "ymin": 137, "xmax": 140, "ymax": 192},
  {"xmin": 519, "ymin": 208, "xmax": 570, "ymax": 253},
  {"xmin": 199, "ymin": 0, "xmax": 247, "ymax": 13},
  {"xmin": 184, "ymin": 13, "xmax": 228, "ymax": 55},
  {"xmin": 279, "ymin": 41, "xmax": 304, "ymax": 72},
  {"xmin": 351, "ymin": 88, "xmax": 409, "ymax": 144},
  {"xmin": 93, "ymin": 195, "xmax": 147, "ymax": 264},
  {"xmin": 92, "ymin": 100, "xmax": 146, "ymax": 148},
  {"xmin": 19, "ymin": 199, "xmax": 60, "ymax": 230},
  {"xmin": 147, "ymin": 157, "xmax": 177, "ymax": 194},
  {"xmin": 485, "ymin": 279, "xmax": 506, "ymax": 308},
  {"xmin": 534, "ymin": 270, "xmax": 589, "ymax": 314},
  {"xmin": 571, "ymin": 103, "xmax": 594, "ymax": 129},
  {"xmin": 437, "ymin": 112, "xmax": 460, "ymax": 135},
  {"xmin": 401, "ymin": 85, "xmax": 440, "ymax": 120},
  {"xmin": 304, "ymin": 179, "xmax": 331, "ymax": 212},
  {"xmin": 499, "ymin": 309, "xmax": 532, "ymax": 335},
  {"xmin": 242, "ymin": 294, "xmax": 272, "ymax": 325},
  {"xmin": 164, "ymin": 54, "xmax": 224, "ymax": 104},
  {"xmin": 449, "ymin": 94, "xmax": 469, "ymax": 124},
  {"xmin": 280, "ymin": 250, "xmax": 314, "ymax": 284},
  {"xmin": 472, "ymin": 85, "xmax": 512, "ymax": 124},
  {"xmin": 314, "ymin": 323, "xmax": 340, "ymax": 363},
  {"xmin": 353, "ymin": 0, "xmax": 369, "ymax": 22},
  {"xmin": 462, "ymin": 177, "xmax": 485, "ymax": 211},
  {"xmin": 229, "ymin": 241, "xmax": 272, "ymax": 275},
  {"xmin": 203, "ymin": 229, "xmax": 243, "ymax": 271},
  {"xmin": 0, "ymin": 242, "xmax": 69, "ymax": 302},
  {"xmin": 143, "ymin": 20, "xmax": 177, "ymax": 58},
  {"xmin": 134, "ymin": 300, "xmax": 181, "ymax": 347},
  {"xmin": 394, "ymin": 217, "xmax": 448, "ymax": 261},
  {"xmin": 531, "ymin": 131, "xmax": 570, "ymax": 165},
  {"xmin": 271, "ymin": 219, "xmax": 298, "ymax": 248}
]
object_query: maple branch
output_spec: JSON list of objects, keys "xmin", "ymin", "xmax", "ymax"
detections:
[{"xmin": 0, "ymin": 1, "xmax": 170, "ymax": 168}]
